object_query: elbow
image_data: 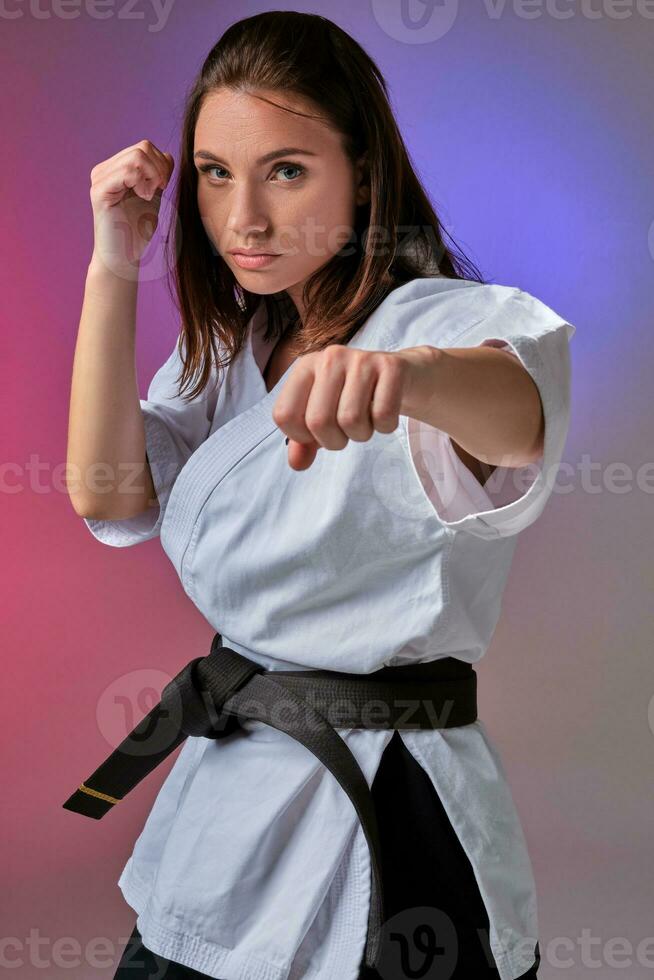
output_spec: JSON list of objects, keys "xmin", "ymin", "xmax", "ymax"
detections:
[
  {"xmin": 66, "ymin": 454, "xmax": 158, "ymax": 520},
  {"xmin": 491, "ymin": 405, "xmax": 544, "ymax": 469},
  {"xmin": 503, "ymin": 423, "xmax": 544, "ymax": 469},
  {"xmin": 68, "ymin": 487, "xmax": 104, "ymax": 520},
  {"xmin": 68, "ymin": 494, "xmax": 114, "ymax": 521},
  {"xmin": 513, "ymin": 377, "xmax": 545, "ymax": 465},
  {"xmin": 69, "ymin": 495, "xmax": 94, "ymax": 520},
  {"xmin": 526, "ymin": 400, "xmax": 545, "ymax": 463},
  {"xmin": 69, "ymin": 492, "xmax": 158, "ymax": 522}
]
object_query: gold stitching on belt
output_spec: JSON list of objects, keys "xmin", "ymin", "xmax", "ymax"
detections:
[{"xmin": 78, "ymin": 783, "xmax": 120, "ymax": 805}]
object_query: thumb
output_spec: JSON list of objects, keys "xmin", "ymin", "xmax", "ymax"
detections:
[{"xmin": 286, "ymin": 437, "xmax": 319, "ymax": 471}]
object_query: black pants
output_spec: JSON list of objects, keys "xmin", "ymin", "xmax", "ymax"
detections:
[{"xmin": 114, "ymin": 731, "xmax": 540, "ymax": 979}]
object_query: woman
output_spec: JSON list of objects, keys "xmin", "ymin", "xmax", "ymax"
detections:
[{"xmin": 67, "ymin": 11, "xmax": 573, "ymax": 979}]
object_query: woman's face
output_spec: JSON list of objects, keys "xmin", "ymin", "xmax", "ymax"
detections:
[{"xmin": 193, "ymin": 87, "xmax": 369, "ymax": 321}]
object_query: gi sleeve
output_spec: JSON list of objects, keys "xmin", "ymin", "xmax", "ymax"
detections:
[
  {"xmin": 83, "ymin": 337, "xmax": 220, "ymax": 548},
  {"xmin": 405, "ymin": 287, "xmax": 575, "ymax": 539}
]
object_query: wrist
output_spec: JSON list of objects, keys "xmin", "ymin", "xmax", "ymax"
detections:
[
  {"xmin": 396, "ymin": 345, "xmax": 442, "ymax": 419},
  {"xmin": 86, "ymin": 251, "xmax": 141, "ymax": 286}
]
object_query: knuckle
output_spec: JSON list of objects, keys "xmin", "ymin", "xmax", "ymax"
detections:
[
  {"xmin": 134, "ymin": 147, "xmax": 151, "ymax": 165},
  {"xmin": 272, "ymin": 407, "xmax": 292, "ymax": 428},
  {"xmin": 337, "ymin": 408, "xmax": 363, "ymax": 429},
  {"xmin": 306, "ymin": 411, "xmax": 330, "ymax": 431},
  {"xmin": 321, "ymin": 344, "xmax": 344, "ymax": 366}
]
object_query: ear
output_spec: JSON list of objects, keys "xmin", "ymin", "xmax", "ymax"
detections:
[{"xmin": 354, "ymin": 153, "xmax": 370, "ymax": 206}]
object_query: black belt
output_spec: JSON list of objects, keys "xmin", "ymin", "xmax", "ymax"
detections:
[{"xmin": 62, "ymin": 632, "xmax": 477, "ymax": 972}]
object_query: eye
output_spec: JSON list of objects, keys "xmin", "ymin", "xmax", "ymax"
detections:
[
  {"xmin": 197, "ymin": 162, "xmax": 306, "ymax": 183},
  {"xmin": 198, "ymin": 164, "xmax": 228, "ymax": 180},
  {"xmin": 272, "ymin": 163, "xmax": 305, "ymax": 182}
]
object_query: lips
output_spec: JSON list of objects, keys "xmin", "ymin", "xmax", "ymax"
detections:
[
  {"xmin": 229, "ymin": 252, "xmax": 281, "ymax": 270},
  {"xmin": 229, "ymin": 250, "xmax": 280, "ymax": 256}
]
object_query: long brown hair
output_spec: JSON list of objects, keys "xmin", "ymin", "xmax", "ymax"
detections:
[{"xmin": 163, "ymin": 10, "xmax": 485, "ymax": 401}]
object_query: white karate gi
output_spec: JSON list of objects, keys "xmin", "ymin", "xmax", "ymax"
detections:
[{"xmin": 85, "ymin": 276, "xmax": 575, "ymax": 980}]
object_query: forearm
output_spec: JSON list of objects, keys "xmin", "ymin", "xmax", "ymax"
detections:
[
  {"xmin": 67, "ymin": 257, "xmax": 157, "ymax": 519},
  {"xmin": 397, "ymin": 345, "xmax": 545, "ymax": 468}
]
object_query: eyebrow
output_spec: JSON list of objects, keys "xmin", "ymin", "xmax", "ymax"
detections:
[{"xmin": 193, "ymin": 146, "xmax": 318, "ymax": 166}]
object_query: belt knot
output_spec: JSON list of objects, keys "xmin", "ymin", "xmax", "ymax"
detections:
[{"xmin": 160, "ymin": 646, "xmax": 262, "ymax": 738}]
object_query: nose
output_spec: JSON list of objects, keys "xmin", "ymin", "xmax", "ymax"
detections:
[{"xmin": 225, "ymin": 182, "xmax": 270, "ymax": 240}]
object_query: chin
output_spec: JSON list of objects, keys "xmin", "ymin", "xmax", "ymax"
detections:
[
  {"xmin": 231, "ymin": 276, "xmax": 282, "ymax": 297},
  {"xmin": 230, "ymin": 266, "xmax": 297, "ymax": 297}
]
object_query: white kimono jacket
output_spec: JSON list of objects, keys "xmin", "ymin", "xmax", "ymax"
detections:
[{"xmin": 85, "ymin": 276, "xmax": 575, "ymax": 980}]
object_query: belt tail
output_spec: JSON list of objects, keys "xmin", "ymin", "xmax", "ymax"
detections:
[
  {"xmin": 61, "ymin": 649, "xmax": 242, "ymax": 819},
  {"xmin": 224, "ymin": 673, "xmax": 386, "ymax": 971},
  {"xmin": 61, "ymin": 703, "xmax": 189, "ymax": 818},
  {"xmin": 61, "ymin": 645, "xmax": 260, "ymax": 819}
]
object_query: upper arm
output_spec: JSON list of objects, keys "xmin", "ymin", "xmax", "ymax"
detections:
[
  {"xmin": 448, "ymin": 343, "xmax": 524, "ymax": 486},
  {"xmin": 400, "ymin": 285, "xmax": 576, "ymax": 538},
  {"xmin": 83, "ymin": 337, "xmax": 221, "ymax": 548}
]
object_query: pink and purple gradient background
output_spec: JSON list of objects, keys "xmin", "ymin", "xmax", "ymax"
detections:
[{"xmin": 3, "ymin": 2, "xmax": 653, "ymax": 976}]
